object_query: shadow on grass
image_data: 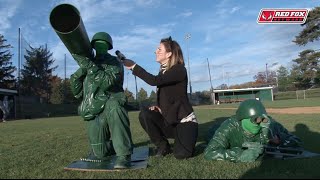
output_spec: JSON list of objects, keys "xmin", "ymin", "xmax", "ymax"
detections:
[
  {"xmin": 131, "ymin": 117, "xmax": 230, "ymax": 158},
  {"xmin": 240, "ymin": 123, "xmax": 320, "ymax": 179}
]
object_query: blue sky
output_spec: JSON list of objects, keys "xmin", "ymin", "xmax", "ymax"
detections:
[{"xmin": 0, "ymin": 0, "xmax": 319, "ymax": 96}]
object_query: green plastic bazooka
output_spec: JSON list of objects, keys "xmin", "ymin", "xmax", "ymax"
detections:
[{"xmin": 50, "ymin": 4, "xmax": 133, "ymax": 169}]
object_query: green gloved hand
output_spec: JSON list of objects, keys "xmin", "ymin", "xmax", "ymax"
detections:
[
  {"xmin": 72, "ymin": 54, "xmax": 99, "ymax": 74},
  {"xmin": 72, "ymin": 54, "xmax": 91, "ymax": 67},
  {"xmin": 260, "ymin": 114, "xmax": 273, "ymax": 143},
  {"xmin": 260, "ymin": 114, "xmax": 271, "ymax": 128},
  {"xmin": 70, "ymin": 67, "xmax": 87, "ymax": 98},
  {"xmin": 280, "ymin": 139, "xmax": 299, "ymax": 147},
  {"xmin": 242, "ymin": 142, "xmax": 264, "ymax": 154},
  {"xmin": 239, "ymin": 149, "xmax": 261, "ymax": 162}
]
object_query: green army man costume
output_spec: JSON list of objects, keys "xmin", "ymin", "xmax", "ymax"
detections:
[
  {"xmin": 204, "ymin": 99, "xmax": 302, "ymax": 162},
  {"xmin": 70, "ymin": 32, "xmax": 133, "ymax": 169}
]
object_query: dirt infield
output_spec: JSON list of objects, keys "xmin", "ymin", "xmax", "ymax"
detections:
[{"xmin": 199, "ymin": 106, "xmax": 320, "ymax": 114}]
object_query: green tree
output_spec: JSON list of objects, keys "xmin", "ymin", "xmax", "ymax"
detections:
[
  {"xmin": 314, "ymin": 70, "xmax": 320, "ymax": 87},
  {"xmin": 124, "ymin": 88, "xmax": 135, "ymax": 102},
  {"xmin": 50, "ymin": 76, "xmax": 63, "ymax": 104},
  {"xmin": 290, "ymin": 49, "xmax": 320, "ymax": 89},
  {"xmin": 253, "ymin": 72, "xmax": 266, "ymax": 85},
  {"xmin": 149, "ymin": 90, "xmax": 157, "ymax": 103},
  {"xmin": 198, "ymin": 90, "xmax": 211, "ymax": 105},
  {"xmin": 0, "ymin": 34, "xmax": 16, "ymax": 89},
  {"xmin": 64, "ymin": 78, "xmax": 80, "ymax": 104},
  {"xmin": 137, "ymin": 88, "xmax": 148, "ymax": 101},
  {"xmin": 293, "ymin": 7, "xmax": 320, "ymax": 46},
  {"xmin": 216, "ymin": 83, "xmax": 228, "ymax": 90},
  {"xmin": 229, "ymin": 81, "xmax": 255, "ymax": 89},
  {"xmin": 20, "ymin": 45, "xmax": 58, "ymax": 102},
  {"xmin": 277, "ymin": 66, "xmax": 291, "ymax": 91}
]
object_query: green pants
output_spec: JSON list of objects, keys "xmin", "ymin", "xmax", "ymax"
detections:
[{"xmin": 86, "ymin": 99, "xmax": 133, "ymax": 158}]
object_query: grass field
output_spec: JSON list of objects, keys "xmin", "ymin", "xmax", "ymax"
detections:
[
  {"xmin": 1, "ymin": 107, "xmax": 320, "ymax": 178},
  {"xmin": 195, "ymin": 97, "xmax": 320, "ymax": 109}
]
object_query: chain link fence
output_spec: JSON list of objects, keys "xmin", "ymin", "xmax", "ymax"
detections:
[{"xmin": 274, "ymin": 88, "xmax": 320, "ymax": 100}]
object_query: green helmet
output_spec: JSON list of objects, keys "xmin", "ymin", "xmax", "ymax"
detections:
[
  {"xmin": 91, "ymin": 32, "xmax": 113, "ymax": 50},
  {"xmin": 236, "ymin": 99, "xmax": 267, "ymax": 121}
]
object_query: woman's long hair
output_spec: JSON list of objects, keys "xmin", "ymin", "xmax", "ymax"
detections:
[{"xmin": 160, "ymin": 36, "xmax": 185, "ymax": 71}]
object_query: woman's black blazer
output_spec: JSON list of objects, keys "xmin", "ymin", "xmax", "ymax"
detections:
[{"xmin": 132, "ymin": 63, "xmax": 193, "ymax": 125}]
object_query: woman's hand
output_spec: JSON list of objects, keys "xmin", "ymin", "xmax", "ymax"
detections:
[
  {"xmin": 269, "ymin": 135, "xmax": 281, "ymax": 145},
  {"xmin": 149, "ymin": 106, "xmax": 162, "ymax": 114},
  {"xmin": 122, "ymin": 59, "xmax": 136, "ymax": 70}
]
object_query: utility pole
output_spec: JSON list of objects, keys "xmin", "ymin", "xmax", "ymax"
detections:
[
  {"xmin": 134, "ymin": 75, "xmax": 141, "ymax": 110},
  {"xmin": 17, "ymin": 27, "xmax": 21, "ymax": 119},
  {"xmin": 126, "ymin": 71, "xmax": 129, "ymax": 90},
  {"xmin": 64, "ymin": 54, "xmax": 66, "ymax": 103},
  {"xmin": 266, "ymin": 63, "xmax": 268, "ymax": 83},
  {"xmin": 206, "ymin": 58, "xmax": 213, "ymax": 91},
  {"xmin": 226, "ymin": 72, "xmax": 230, "ymax": 89},
  {"xmin": 185, "ymin": 33, "xmax": 192, "ymax": 96},
  {"xmin": 222, "ymin": 65, "xmax": 225, "ymax": 86},
  {"xmin": 64, "ymin": 54, "xmax": 66, "ymax": 81},
  {"xmin": 134, "ymin": 76, "xmax": 138, "ymax": 101},
  {"xmin": 18, "ymin": 28, "xmax": 21, "ymax": 89},
  {"xmin": 207, "ymin": 58, "xmax": 215, "ymax": 104}
]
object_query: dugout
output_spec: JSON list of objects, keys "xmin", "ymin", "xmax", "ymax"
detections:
[
  {"xmin": 211, "ymin": 87, "xmax": 273, "ymax": 104},
  {"xmin": 0, "ymin": 88, "xmax": 18, "ymax": 120}
]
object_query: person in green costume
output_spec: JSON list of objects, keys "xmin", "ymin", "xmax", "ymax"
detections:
[
  {"xmin": 204, "ymin": 99, "xmax": 302, "ymax": 162},
  {"xmin": 70, "ymin": 32, "xmax": 133, "ymax": 169}
]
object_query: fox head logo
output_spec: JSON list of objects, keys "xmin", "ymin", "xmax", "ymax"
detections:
[{"xmin": 262, "ymin": 11, "xmax": 273, "ymax": 20}]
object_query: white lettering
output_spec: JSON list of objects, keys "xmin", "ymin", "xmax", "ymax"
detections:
[
  {"xmin": 275, "ymin": 12, "xmax": 290, "ymax": 17},
  {"xmin": 281, "ymin": 12, "xmax": 289, "ymax": 16},
  {"xmin": 290, "ymin": 11, "xmax": 306, "ymax": 17}
]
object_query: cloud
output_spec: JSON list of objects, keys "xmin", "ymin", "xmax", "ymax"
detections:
[
  {"xmin": 131, "ymin": 23, "xmax": 174, "ymax": 37},
  {"xmin": 49, "ymin": 41, "xmax": 79, "ymax": 77},
  {"xmin": 112, "ymin": 23, "xmax": 175, "ymax": 59},
  {"xmin": 186, "ymin": 20, "xmax": 319, "ymax": 89},
  {"xmin": 136, "ymin": 0, "xmax": 159, "ymax": 7},
  {"xmin": 52, "ymin": 0, "xmax": 134, "ymax": 23},
  {"xmin": 230, "ymin": 6, "xmax": 241, "ymax": 14},
  {"xmin": 176, "ymin": 11, "xmax": 193, "ymax": 18},
  {"xmin": 0, "ymin": 0, "xmax": 21, "ymax": 34},
  {"xmin": 216, "ymin": 6, "xmax": 241, "ymax": 17}
]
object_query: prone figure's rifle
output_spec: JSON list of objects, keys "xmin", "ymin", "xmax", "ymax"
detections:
[
  {"xmin": 242, "ymin": 142, "xmax": 320, "ymax": 160},
  {"xmin": 264, "ymin": 145, "xmax": 320, "ymax": 160}
]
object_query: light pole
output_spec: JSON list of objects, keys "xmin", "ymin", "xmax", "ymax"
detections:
[
  {"xmin": 185, "ymin": 33, "xmax": 192, "ymax": 95},
  {"xmin": 265, "ymin": 63, "xmax": 268, "ymax": 83},
  {"xmin": 226, "ymin": 72, "xmax": 230, "ymax": 89},
  {"xmin": 266, "ymin": 62, "xmax": 278, "ymax": 85},
  {"xmin": 206, "ymin": 58, "xmax": 213, "ymax": 91},
  {"xmin": 274, "ymin": 77, "xmax": 278, "ymax": 88}
]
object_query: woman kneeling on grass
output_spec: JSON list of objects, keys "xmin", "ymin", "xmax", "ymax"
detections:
[{"xmin": 122, "ymin": 36, "xmax": 198, "ymax": 159}]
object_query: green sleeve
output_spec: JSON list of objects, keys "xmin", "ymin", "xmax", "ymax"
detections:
[
  {"xmin": 91, "ymin": 65, "xmax": 122, "ymax": 91},
  {"xmin": 72, "ymin": 54, "xmax": 122, "ymax": 92},
  {"xmin": 204, "ymin": 119, "xmax": 243, "ymax": 162},
  {"xmin": 70, "ymin": 68, "xmax": 87, "ymax": 99}
]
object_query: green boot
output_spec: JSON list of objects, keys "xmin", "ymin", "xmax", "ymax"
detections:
[{"xmin": 114, "ymin": 155, "xmax": 131, "ymax": 169}]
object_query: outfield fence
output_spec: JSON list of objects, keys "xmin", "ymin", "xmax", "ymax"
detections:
[{"xmin": 274, "ymin": 88, "xmax": 320, "ymax": 100}]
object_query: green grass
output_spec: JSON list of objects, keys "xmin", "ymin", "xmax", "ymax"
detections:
[{"xmin": 1, "ymin": 109, "xmax": 320, "ymax": 178}]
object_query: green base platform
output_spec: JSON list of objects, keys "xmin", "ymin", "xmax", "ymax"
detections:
[{"xmin": 64, "ymin": 146, "xmax": 149, "ymax": 171}]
